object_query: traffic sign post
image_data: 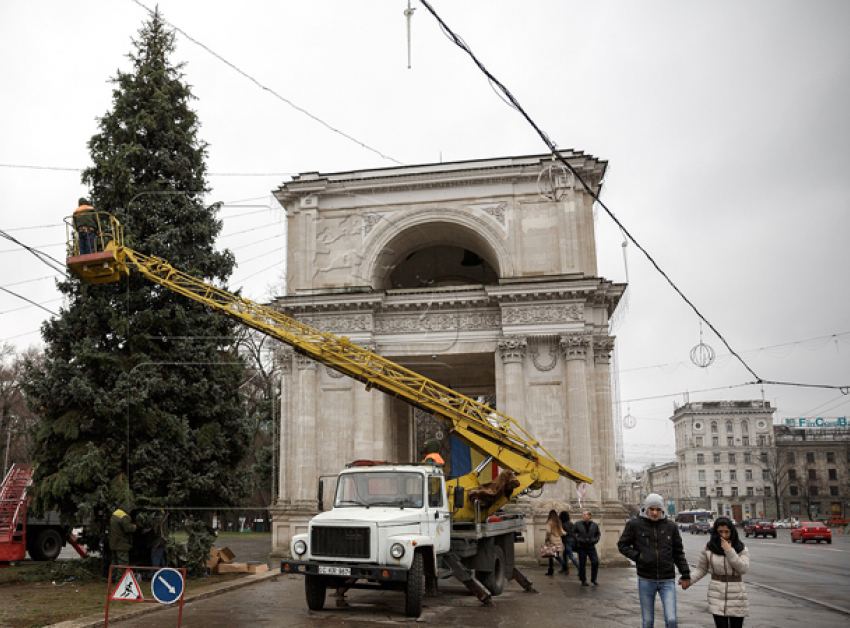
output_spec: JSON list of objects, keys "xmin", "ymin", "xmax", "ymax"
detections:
[{"xmin": 105, "ymin": 565, "xmax": 187, "ymax": 627}]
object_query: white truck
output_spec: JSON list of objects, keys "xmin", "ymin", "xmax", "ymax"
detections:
[{"xmin": 282, "ymin": 461, "xmax": 530, "ymax": 617}]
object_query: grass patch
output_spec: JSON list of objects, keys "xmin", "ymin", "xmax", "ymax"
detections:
[{"xmin": 0, "ymin": 560, "xmax": 249, "ymax": 628}]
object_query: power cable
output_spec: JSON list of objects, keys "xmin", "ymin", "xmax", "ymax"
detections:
[
  {"xmin": 128, "ymin": 0, "xmax": 404, "ymax": 166},
  {"xmin": 0, "ymin": 163, "xmax": 295, "ymax": 177},
  {"xmin": 0, "ymin": 287, "xmax": 58, "ymax": 316},
  {"xmin": 418, "ymin": 0, "xmax": 848, "ymax": 394},
  {"xmin": 0, "ymin": 230, "xmax": 67, "ymax": 275}
]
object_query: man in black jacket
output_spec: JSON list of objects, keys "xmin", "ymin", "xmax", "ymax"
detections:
[
  {"xmin": 574, "ymin": 509, "xmax": 601, "ymax": 586},
  {"xmin": 618, "ymin": 494, "xmax": 691, "ymax": 628}
]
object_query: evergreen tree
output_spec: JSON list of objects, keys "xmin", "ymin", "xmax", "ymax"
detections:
[{"xmin": 23, "ymin": 9, "xmax": 250, "ymax": 565}]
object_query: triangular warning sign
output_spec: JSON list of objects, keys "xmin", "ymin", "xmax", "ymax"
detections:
[{"xmin": 110, "ymin": 569, "xmax": 145, "ymax": 602}]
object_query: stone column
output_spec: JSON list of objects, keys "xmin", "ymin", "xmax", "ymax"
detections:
[
  {"xmin": 277, "ymin": 348, "xmax": 294, "ymax": 506},
  {"xmin": 594, "ymin": 335, "xmax": 617, "ymax": 501},
  {"xmin": 560, "ymin": 333, "xmax": 596, "ymax": 504},
  {"xmin": 497, "ymin": 336, "xmax": 527, "ymax": 425},
  {"xmin": 292, "ymin": 354, "xmax": 318, "ymax": 509}
]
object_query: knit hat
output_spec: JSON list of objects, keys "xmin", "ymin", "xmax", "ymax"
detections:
[{"xmin": 644, "ymin": 493, "xmax": 664, "ymax": 510}]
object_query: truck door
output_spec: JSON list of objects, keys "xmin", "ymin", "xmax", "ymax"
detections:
[{"xmin": 427, "ymin": 475, "xmax": 451, "ymax": 553}]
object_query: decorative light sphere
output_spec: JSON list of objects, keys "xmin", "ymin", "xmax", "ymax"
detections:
[
  {"xmin": 690, "ymin": 342, "xmax": 716, "ymax": 368},
  {"xmin": 537, "ymin": 163, "xmax": 574, "ymax": 201},
  {"xmin": 623, "ymin": 413, "xmax": 637, "ymax": 429}
]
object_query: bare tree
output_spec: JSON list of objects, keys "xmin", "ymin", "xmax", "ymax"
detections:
[
  {"xmin": 0, "ymin": 343, "xmax": 42, "ymax": 475},
  {"xmin": 757, "ymin": 445, "xmax": 793, "ymax": 519}
]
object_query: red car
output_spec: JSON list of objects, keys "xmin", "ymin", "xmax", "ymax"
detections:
[
  {"xmin": 791, "ymin": 522, "xmax": 832, "ymax": 544},
  {"xmin": 744, "ymin": 520, "xmax": 776, "ymax": 538}
]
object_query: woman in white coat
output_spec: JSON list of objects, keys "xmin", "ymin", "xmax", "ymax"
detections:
[{"xmin": 685, "ymin": 516, "xmax": 750, "ymax": 628}]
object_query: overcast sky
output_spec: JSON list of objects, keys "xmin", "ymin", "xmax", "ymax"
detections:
[{"xmin": 1, "ymin": 1, "xmax": 848, "ymax": 469}]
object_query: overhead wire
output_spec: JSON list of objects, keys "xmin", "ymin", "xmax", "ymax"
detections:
[
  {"xmin": 0, "ymin": 287, "xmax": 58, "ymax": 316},
  {"xmin": 418, "ymin": 0, "xmax": 848, "ymax": 395},
  {"xmin": 128, "ymin": 0, "xmax": 403, "ymax": 166}
]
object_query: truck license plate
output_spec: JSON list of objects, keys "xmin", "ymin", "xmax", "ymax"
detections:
[{"xmin": 319, "ymin": 566, "xmax": 351, "ymax": 576}]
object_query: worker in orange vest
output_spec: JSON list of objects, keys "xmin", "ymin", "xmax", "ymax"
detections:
[
  {"xmin": 73, "ymin": 198, "xmax": 98, "ymax": 255},
  {"xmin": 421, "ymin": 438, "xmax": 445, "ymax": 468}
]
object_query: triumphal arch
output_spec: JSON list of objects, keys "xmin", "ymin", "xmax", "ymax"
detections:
[{"xmin": 269, "ymin": 152, "xmax": 627, "ymax": 562}]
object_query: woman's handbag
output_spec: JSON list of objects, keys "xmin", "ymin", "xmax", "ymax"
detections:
[{"xmin": 540, "ymin": 542, "xmax": 558, "ymax": 558}]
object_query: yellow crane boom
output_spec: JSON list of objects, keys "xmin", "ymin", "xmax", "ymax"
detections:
[{"xmin": 65, "ymin": 213, "xmax": 592, "ymax": 520}]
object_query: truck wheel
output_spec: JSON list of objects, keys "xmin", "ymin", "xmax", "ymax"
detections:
[
  {"xmin": 29, "ymin": 529, "xmax": 63, "ymax": 561},
  {"xmin": 404, "ymin": 552, "xmax": 424, "ymax": 618},
  {"xmin": 479, "ymin": 546, "xmax": 506, "ymax": 596},
  {"xmin": 305, "ymin": 575, "xmax": 326, "ymax": 611}
]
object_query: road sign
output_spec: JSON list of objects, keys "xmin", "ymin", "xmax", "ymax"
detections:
[
  {"xmin": 151, "ymin": 568, "xmax": 185, "ymax": 605},
  {"xmin": 111, "ymin": 569, "xmax": 144, "ymax": 602}
]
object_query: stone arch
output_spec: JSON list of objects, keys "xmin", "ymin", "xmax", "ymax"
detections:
[{"xmin": 362, "ymin": 208, "xmax": 514, "ymax": 290}]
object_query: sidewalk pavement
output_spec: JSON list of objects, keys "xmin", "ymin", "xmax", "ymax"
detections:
[{"xmin": 49, "ymin": 563, "xmax": 848, "ymax": 627}]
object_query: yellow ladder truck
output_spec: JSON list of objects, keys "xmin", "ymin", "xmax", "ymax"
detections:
[{"xmin": 66, "ymin": 213, "xmax": 592, "ymax": 617}]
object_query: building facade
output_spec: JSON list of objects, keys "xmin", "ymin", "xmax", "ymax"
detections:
[
  {"xmin": 773, "ymin": 425, "xmax": 850, "ymax": 520},
  {"xmin": 268, "ymin": 153, "xmax": 628, "ymax": 562},
  {"xmin": 671, "ymin": 401, "xmax": 775, "ymax": 522}
]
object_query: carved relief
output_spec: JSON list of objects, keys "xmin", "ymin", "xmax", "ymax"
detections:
[
  {"xmin": 529, "ymin": 335, "xmax": 558, "ymax": 372},
  {"xmin": 295, "ymin": 354, "xmax": 317, "ymax": 370},
  {"xmin": 325, "ymin": 366, "xmax": 345, "ymax": 379},
  {"xmin": 375, "ymin": 310, "xmax": 500, "ymax": 334},
  {"xmin": 498, "ymin": 336, "xmax": 527, "ymax": 364},
  {"xmin": 363, "ymin": 213, "xmax": 382, "ymax": 235},
  {"xmin": 279, "ymin": 347, "xmax": 294, "ymax": 374},
  {"xmin": 593, "ymin": 336, "xmax": 615, "ymax": 365},
  {"xmin": 481, "ymin": 202, "xmax": 507, "ymax": 225},
  {"xmin": 502, "ymin": 304, "xmax": 583, "ymax": 326},
  {"xmin": 299, "ymin": 314, "xmax": 372, "ymax": 334},
  {"xmin": 560, "ymin": 333, "xmax": 590, "ymax": 361}
]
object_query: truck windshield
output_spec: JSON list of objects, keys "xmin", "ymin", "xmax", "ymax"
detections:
[{"xmin": 334, "ymin": 472, "xmax": 425, "ymax": 508}]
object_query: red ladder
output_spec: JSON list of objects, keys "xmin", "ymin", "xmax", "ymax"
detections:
[{"xmin": 0, "ymin": 464, "xmax": 32, "ymax": 562}]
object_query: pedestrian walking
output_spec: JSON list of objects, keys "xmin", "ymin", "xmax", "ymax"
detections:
[
  {"xmin": 617, "ymin": 494, "xmax": 691, "ymax": 627},
  {"xmin": 683, "ymin": 516, "xmax": 750, "ymax": 628},
  {"xmin": 558, "ymin": 510, "xmax": 579, "ymax": 575},
  {"xmin": 574, "ymin": 508, "xmax": 601, "ymax": 586},
  {"xmin": 544, "ymin": 509, "xmax": 567, "ymax": 576}
]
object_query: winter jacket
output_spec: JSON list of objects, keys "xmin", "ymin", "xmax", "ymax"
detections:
[
  {"xmin": 109, "ymin": 509, "xmax": 137, "ymax": 551},
  {"xmin": 561, "ymin": 520, "xmax": 577, "ymax": 546},
  {"xmin": 545, "ymin": 521, "xmax": 564, "ymax": 552},
  {"xmin": 73, "ymin": 204, "xmax": 97, "ymax": 231},
  {"xmin": 617, "ymin": 514, "xmax": 690, "ymax": 581},
  {"xmin": 573, "ymin": 519, "xmax": 601, "ymax": 549},
  {"xmin": 690, "ymin": 546, "xmax": 750, "ymax": 617}
]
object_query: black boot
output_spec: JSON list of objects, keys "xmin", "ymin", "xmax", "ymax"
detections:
[{"xmin": 546, "ymin": 568, "xmax": 554, "ymax": 576}]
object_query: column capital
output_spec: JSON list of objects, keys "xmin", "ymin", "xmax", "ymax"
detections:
[
  {"xmin": 278, "ymin": 347, "xmax": 294, "ymax": 374},
  {"xmin": 593, "ymin": 335, "xmax": 615, "ymax": 365},
  {"xmin": 560, "ymin": 333, "xmax": 590, "ymax": 361},
  {"xmin": 497, "ymin": 336, "xmax": 527, "ymax": 364},
  {"xmin": 295, "ymin": 353, "xmax": 317, "ymax": 370}
]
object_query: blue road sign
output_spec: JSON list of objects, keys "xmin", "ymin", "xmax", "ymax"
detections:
[{"xmin": 151, "ymin": 568, "xmax": 184, "ymax": 604}]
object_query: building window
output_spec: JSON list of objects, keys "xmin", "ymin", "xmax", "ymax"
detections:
[
  {"xmin": 790, "ymin": 485, "xmax": 799, "ymax": 496},
  {"xmin": 747, "ymin": 486, "xmax": 754, "ymax": 497},
  {"xmin": 758, "ymin": 435, "xmax": 766, "ymax": 446},
  {"xmin": 715, "ymin": 487, "xmax": 723, "ymax": 497},
  {"xmin": 742, "ymin": 436, "xmax": 750, "ymax": 446},
  {"xmin": 697, "ymin": 453, "xmax": 705, "ymax": 465},
  {"xmin": 827, "ymin": 452, "xmax": 835, "ymax": 463},
  {"xmin": 787, "ymin": 451, "xmax": 795, "ymax": 463},
  {"xmin": 745, "ymin": 469, "xmax": 753, "ymax": 480},
  {"xmin": 729, "ymin": 453, "xmax": 736, "ymax": 464},
  {"xmin": 760, "ymin": 451, "xmax": 767, "ymax": 463},
  {"xmin": 694, "ymin": 421, "xmax": 703, "ymax": 430},
  {"xmin": 714, "ymin": 453, "xmax": 721, "ymax": 464},
  {"xmin": 726, "ymin": 420, "xmax": 733, "ymax": 432},
  {"xmin": 715, "ymin": 470, "xmax": 722, "ymax": 481},
  {"xmin": 713, "ymin": 437, "xmax": 719, "ymax": 447},
  {"xmin": 696, "ymin": 436, "xmax": 703, "ymax": 447},
  {"xmin": 744, "ymin": 452, "xmax": 751, "ymax": 464},
  {"xmin": 700, "ymin": 487, "xmax": 707, "ymax": 497},
  {"xmin": 811, "ymin": 486, "xmax": 819, "ymax": 497},
  {"xmin": 726, "ymin": 436, "xmax": 733, "ymax": 447},
  {"xmin": 830, "ymin": 486, "xmax": 839, "ymax": 496},
  {"xmin": 789, "ymin": 469, "xmax": 797, "ymax": 481},
  {"xmin": 730, "ymin": 470, "xmax": 737, "ymax": 481},
  {"xmin": 808, "ymin": 469, "xmax": 817, "ymax": 481},
  {"xmin": 806, "ymin": 452, "xmax": 815, "ymax": 463},
  {"xmin": 828, "ymin": 469, "xmax": 837, "ymax": 480},
  {"xmin": 764, "ymin": 486, "xmax": 771, "ymax": 497},
  {"xmin": 790, "ymin": 502, "xmax": 801, "ymax": 515},
  {"xmin": 731, "ymin": 486, "xmax": 739, "ymax": 497},
  {"xmin": 711, "ymin": 421, "xmax": 718, "ymax": 433},
  {"xmin": 699, "ymin": 470, "xmax": 706, "ymax": 481},
  {"xmin": 762, "ymin": 470, "xmax": 770, "ymax": 480},
  {"xmin": 741, "ymin": 420, "xmax": 749, "ymax": 432}
]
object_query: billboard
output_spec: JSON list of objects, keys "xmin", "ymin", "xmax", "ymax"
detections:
[{"xmin": 785, "ymin": 417, "xmax": 847, "ymax": 428}]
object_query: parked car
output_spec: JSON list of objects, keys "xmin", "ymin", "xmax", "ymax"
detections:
[
  {"xmin": 774, "ymin": 519, "xmax": 793, "ymax": 529},
  {"xmin": 691, "ymin": 521, "xmax": 711, "ymax": 535},
  {"xmin": 744, "ymin": 520, "xmax": 777, "ymax": 538},
  {"xmin": 791, "ymin": 521, "xmax": 832, "ymax": 544},
  {"xmin": 827, "ymin": 516, "xmax": 849, "ymax": 527}
]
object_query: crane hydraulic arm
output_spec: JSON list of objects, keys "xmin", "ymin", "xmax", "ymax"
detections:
[{"xmin": 65, "ymin": 213, "xmax": 592, "ymax": 520}]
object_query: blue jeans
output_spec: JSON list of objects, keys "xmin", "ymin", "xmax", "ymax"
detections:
[
  {"xmin": 78, "ymin": 230, "xmax": 96, "ymax": 254},
  {"xmin": 576, "ymin": 546, "xmax": 599, "ymax": 583},
  {"xmin": 562, "ymin": 541, "xmax": 579, "ymax": 569},
  {"xmin": 638, "ymin": 578, "xmax": 678, "ymax": 628}
]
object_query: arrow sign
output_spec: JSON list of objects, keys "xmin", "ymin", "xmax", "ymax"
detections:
[
  {"xmin": 151, "ymin": 568, "xmax": 185, "ymax": 605},
  {"xmin": 111, "ymin": 569, "xmax": 144, "ymax": 602}
]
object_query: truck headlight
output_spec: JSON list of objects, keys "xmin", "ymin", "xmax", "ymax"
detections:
[
  {"xmin": 390, "ymin": 543, "xmax": 405, "ymax": 559},
  {"xmin": 294, "ymin": 540, "xmax": 307, "ymax": 556}
]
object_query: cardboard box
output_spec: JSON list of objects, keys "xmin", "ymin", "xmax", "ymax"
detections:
[
  {"xmin": 218, "ymin": 547, "xmax": 236, "ymax": 563},
  {"xmin": 245, "ymin": 562, "xmax": 269, "ymax": 574},
  {"xmin": 216, "ymin": 562, "xmax": 248, "ymax": 574},
  {"xmin": 206, "ymin": 549, "xmax": 221, "ymax": 569}
]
